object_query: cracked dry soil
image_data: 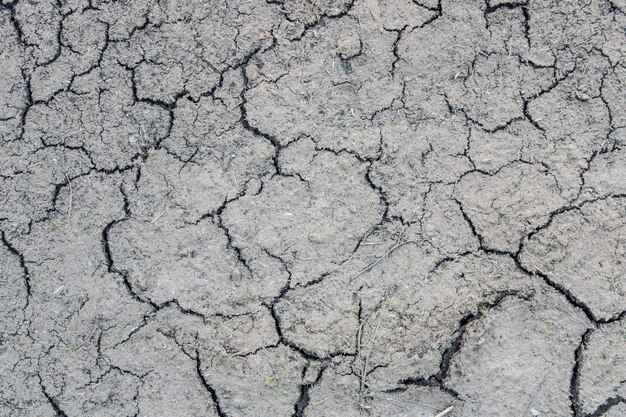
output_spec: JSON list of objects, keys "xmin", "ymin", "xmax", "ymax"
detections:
[{"xmin": 0, "ymin": 0, "xmax": 625, "ymax": 416}]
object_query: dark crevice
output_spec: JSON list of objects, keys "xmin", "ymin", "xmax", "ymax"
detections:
[
  {"xmin": 101, "ymin": 184, "xmax": 155, "ymax": 308},
  {"xmin": 514, "ymin": 258, "xmax": 600, "ymax": 324},
  {"xmin": 215, "ymin": 213, "xmax": 255, "ymax": 276},
  {"xmin": 484, "ymin": 0, "xmax": 529, "ymax": 30},
  {"xmin": 3, "ymin": 2, "xmax": 625, "ymax": 416},
  {"xmin": 292, "ymin": 362, "xmax": 328, "ymax": 417},
  {"xmin": 100, "ymin": 184, "xmax": 214, "ymax": 323},
  {"xmin": 399, "ymin": 289, "xmax": 530, "ymax": 392},
  {"xmin": 411, "ymin": 0, "xmax": 443, "ymax": 31},
  {"xmin": 195, "ymin": 353, "xmax": 228, "ymax": 417},
  {"xmin": 282, "ymin": 0, "xmax": 357, "ymax": 43},
  {"xmin": 1, "ymin": 1, "xmax": 38, "ymax": 50},
  {"xmin": 454, "ymin": 198, "xmax": 511, "ymax": 256},
  {"xmin": 586, "ymin": 396, "xmax": 626, "ymax": 417},
  {"xmin": 38, "ymin": 375, "xmax": 69, "ymax": 417},
  {"xmin": 190, "ymin": 179, "xmax": 259, "ymax": 277},
  {"xmin": 0, "ymin": 229, "xmax": 32, "ymax": 309},
  {"xmin": 570, "ymin": 328, "xmax": 594, "ymax": 417},
  {"xmin": 387, "ymin": 25, "xmax": 408, "ymax": 77}
]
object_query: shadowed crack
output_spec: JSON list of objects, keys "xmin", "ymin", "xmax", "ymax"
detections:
[
  {"xmin": 512, "ymin": 256, "xmax": 626, "ymax": 325},
  {"xmin": 483, "ymin": 0, "xmax": 530, "ymax": 32},
  {"xmin": 191, "ymin": 179, "xmax": 261, "ymax": 276},
  {"xmin": 153, "ymin": 328, "xmax": 229, "ymax": 417},
  {"xmin": 195, "ymin": 353, "xmax": 228, "ymax": 417},
  {"xmin": 570, "ymin": 325, "xmax": 626, "ymax": 417},
  {"xmin": 586, "ymin": 396, "xmax": 626, "ymax": 417},
  {"xmin": 101, "ymin": 182, "xmax": 229, "ymax": 325},
  {"xmin": 38, "ymin": 375, "xmax": 69, "ymax": 417},
  {"xmin": 570, "ymin": 328, "xmax": 594, "ymax": 417},
  {"xmin": 101, "ymin": 184, "xmax": 152, "ymax": 308},
  {"xmin": 0, "ymin": 1, "xmax": 37, "ymax": 50},
  {"xmin": 398, "ymin": 289, "xmax": 531, "ymax": 394},
  {"xmin": 456, "ymin": 192, "xmax": 625, "ymax": 415},
  {"xmin": 292, "ymin": 362, "xmax": 328, "ymax": 417},
  {"xmin": 278, "ymin": 0, "xmax": 358, "ymax": 42},
  {"xmin": 0, "ymin": 229, "xmax": 32, "ymax": 309},
  {"xmin": 454, "ymin": 198, "xmax": 510, "ymax": 256}
]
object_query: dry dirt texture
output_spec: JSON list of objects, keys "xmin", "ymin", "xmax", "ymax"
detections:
[{"xmin": 1, "ymin": 0, "xmax": 625, "ymax": 416}]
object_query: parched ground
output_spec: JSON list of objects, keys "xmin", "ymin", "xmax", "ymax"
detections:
[{"xmin": 0, "ymin": 0, "xmax": 625, "ymax": 416}]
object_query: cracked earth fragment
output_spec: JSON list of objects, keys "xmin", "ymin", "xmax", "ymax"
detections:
[
  {"xmin": 1, "ymin": 0, "xmax": 625, "ymax": 416},
  {"xmin": 223, "ymin": 138, "xmax": 383, "ymax": 286}
]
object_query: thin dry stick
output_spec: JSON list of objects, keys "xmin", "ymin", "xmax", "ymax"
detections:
[
  {"xmin": 150, "ymin": 208, "xmax": 168, "ymax": 224},
  {"xmin": 433, "ymin": 406, "xmax": 454, "ymax": 417},
  {"xmin": 522, "ymin": 253, "xmax": 548, "ymax": 275},
  {"xmin": 352, "ymin": 229, "xmax": 409, "ymax": 279},
  {"xmin": 65, "ymin": 174, "xmax": 73, "ymax": 223},
  {"xmin": 355, "ymin": 306, "xmax": 373, "ymax": 408},
  {"xmin": 356, "ymin": 316, "xmax": 367, "ymax": 392},
  {"xmin": 356, "ymin": 295, "xmax": 389, "ymax": 403}
]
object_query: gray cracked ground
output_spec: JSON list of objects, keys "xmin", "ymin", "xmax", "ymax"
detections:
[{"xmin": 0, "ymin": 0, "xmax": 625, "ymax": 416}]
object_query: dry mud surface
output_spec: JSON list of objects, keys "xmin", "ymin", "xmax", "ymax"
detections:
[{"xmin": 1, "ymin": 0, "xmax": 625, "ymax": 416}]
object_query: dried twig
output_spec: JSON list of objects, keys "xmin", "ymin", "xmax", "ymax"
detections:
[
  {"xmin": 352, "ymin": 228, "xmax": 410, "ymax": 279},
  {"xmin": 434, "ymin": 406, "xmax": 454, "ymax": 417},
  {"xmin": 150, "ymin": 208, "xmax": 168, "ymax": 224},
  {"xmin": 65, "ymin": 174, "xmax": 73, "ymax": 223}
]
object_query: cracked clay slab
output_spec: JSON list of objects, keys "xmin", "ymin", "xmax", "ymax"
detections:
[{"xmin": 1, "ymin": 1, "xmax": 625, "ymax": 417}]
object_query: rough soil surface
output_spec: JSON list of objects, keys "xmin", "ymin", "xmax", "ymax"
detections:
[{"xmin": 0, "ymin": 0, "xmax": 625, "ymax": 416}]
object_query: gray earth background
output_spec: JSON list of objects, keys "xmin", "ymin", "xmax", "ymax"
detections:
[{"xmin": 1, "ymin": 0, "xmax": 625, "ymax": 416}]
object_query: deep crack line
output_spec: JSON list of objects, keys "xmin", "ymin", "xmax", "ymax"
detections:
[
  {"xmin": 570, "ymin": 328, "xmax": 594, "ymax": 417},
  {"xmin": 570, "ymin": 326, "xmax": 626, "ymax": 417},
  {"xmin": 99, "ymin": 184, "xmax": 173, "ymax": 312},
  {"xmin": 292, "ymin": 362, "xmax": 328, "ymax": 417},
  {"xmin": 586, "ymin": 396, "xmax": 626, "ymax": 417},
  {"xmin": 38, "ymin": 375, "xmax": 69, "ymax": 417},
  {"xmin": 399, "ymin": 289, "xmax": 530, "ymax": 394},
  {"xmin": 195, "ymin": 353, "xmax": 228, "ymax": 417},
  {"xmin": 0, "ymin": 229, "xmax": 32, "ymax": 309}
]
